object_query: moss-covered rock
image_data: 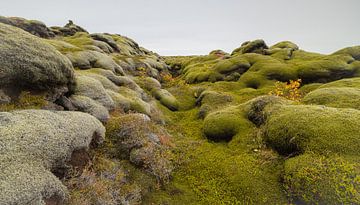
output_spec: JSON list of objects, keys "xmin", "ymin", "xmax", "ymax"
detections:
[
  {"xmin": 203, "ymin": 105, "xmax": 252, "ymax": 142},
  {"xmin": 0, "ymin": 16, "xmax": 55, "ymax": 38},
  {"xmin": 90, "ymin": 33, "xmax": 120, "ymax": 52},
  {"xmin": 264, "ymin": 104, "xmax": 360, "ymax": 155},
  {"xmin": 74, "ymin": 75, "xmax": 115, "ymax": 110},
  {"xmin": 0, "ymin": 109, "xmax": 105, "ymax": 205},
  {"xmin": 66, "ymin": 50, "xmax": 125, "ymax": 75},
  {"xmin": 333, "ymin": 45, "xmax": 360, "ymax": 60},
  {"xmin": 0, "ymin": 22, "xmax": 75, "ymax": 95},
  {"xmin": 231, "ymin": 39, "xmax": 268, "ymax": 55},
  {"xmin": 106, "ymin": 89, "xmax": 132, "ymax": 112},
  {"xmin": 284, "ymin": 154, "xmax": 360, "ymax": 204},
  {"xmin": 152, "ymin": 89, "xmax": 179, "ymax": 111},
  {"xmin": 69, "ymin": 95, "xmax": 110, "ymax": 122},
  {"xmin": 303, "ymin": 87, "xmax": 360, "ymax": 110},
  {"xmin": 50, "ymin": 20, "xmax": 88, "ymax": 37},
  {"xmin": 106, "ymin": 113, "xmax": 173, "ymax": 182}
]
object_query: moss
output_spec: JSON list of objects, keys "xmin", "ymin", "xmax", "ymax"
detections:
[
  {"xmin": 146, "ymin": 107, "xmax": 287, "ymax": 204},
  {"xmin": 152, "ymin": 89, "xmax": 179, "ymax": 111},
  {"xmin": 61, "ymin": 32, "xmax": 94, "ymax": 51},
  {"xmin": 0, "ymin": 91, "xmax": 48, "ymax": 112},
  {"xmin": 296, "ymin": 54, "xmax": 357, "ymax": 83},
  {"xmin": 196, "ymin": 90, "xmax": 233, "ymax": 118},
  {"xmin": 284, "ymin": 153, "xmax": 360, "ymax": 204},
  {"xmin": 0, "ymin": 23, "xmax": 75, "ymax": 92},
  {"xmin": 203, "ymin": 105, "xmax": 254, "ymax": 142},
  {"xmin": 270, "ymin": 41, "xmax": 299, "ymax": 50},
  {"xmin": 231, "ymin": 39, "xmax": 268, "ymax": 55},
  {"xmin": 332, "ymin": 45, "xmax": 360, "ymax": 60},
  {"xmin": 264, "ymin": 104, "xmax": 360, "ymax": 155},
  {"xmin": 303, "ymin": 87, "xmax": 360, "ymax": 110},
  {"xmin": 318, "ymin": 77, "xmax": 360, "ymax": 89},
  {"xmin": 299, "ymin": 83, "xmax": 323, "ymax": 94}
]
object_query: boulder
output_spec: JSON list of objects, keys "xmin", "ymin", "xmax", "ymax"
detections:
[
  {"xmin": 90, "ymin": 33, "xmax": 120, "ymax": 52},
  {"xmin": 74, "ymin": 75, "xmax": 115, "ymax": 110},
  {"xmin": 0, "ymin": 22, "xmax": 75, "ymax": 96},
  {"xmin": 231, "ymin": 39, "xmax": 268, "ymax": 55},
  {"xmin": 0, "ymin": 16, "xmax": 55, "ymax": 38},
  {"xmin": 0, "ymin": 109, "xmax": 105, "ymax": 205},
  {"xmin": 152, "ymin": 89, "xmax": 179, "ymax": 111},
  {"xmin": 106, "ymin": 113, "xmax": 173, "ymax": 182},
  {"xmin": 50, "ymin": 20, "xmax": 88, "ymax": 37},
  {"xmin": 69, "ymin": 95, "xmax": 110, "ymax": 123},
  {"xmin": 66, "ymin": 50, "xmax": 124, "ymax": 75}
]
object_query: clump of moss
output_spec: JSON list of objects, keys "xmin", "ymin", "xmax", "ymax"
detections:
[
  {"xmin": 152, "ymin": 89, "xmax": 179, "ymax": 111},
  {"xmin": 303, "ymin": 87, "xmax": 360, "ymax": 110},
  {"xmin": 284, "ymin": 153, "xmax": 360, "ymax": 204},
  {"xmin": 264, "ymin": 104, "xmax": 360, "ymax": 155},
  {"xmin": 0, "ymin": 91, "xmax": 48, "ymax": 112},
  {"xmin": 203, "ymin": 105, "xmax": 253, "ymax": 142},
  {"xmin": 105, "ymin": 113, "xmax": 174, "ymax": 183}
]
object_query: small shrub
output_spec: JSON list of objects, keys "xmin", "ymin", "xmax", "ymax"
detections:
[{"xmin": 269, "ymin": 79, "xmax": 302, "ymax": 101}]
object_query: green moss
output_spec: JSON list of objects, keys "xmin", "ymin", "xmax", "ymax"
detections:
[
  {"xmin": 303, "ymin": 87, "xmax": 360, "ymax": 110},
  {"xmin": 203, "ymin": 105, "xmax": 254, "ymax": 142},
  {"xmin": 264, "ymin": 104, "xmax": 360, "ymax": 155},
  {"xmin": 0, "ymin": 91, "xmax": 48, "ymax": 112},
  {"xmin": 152, "ymin": 89, "xmax": 179, "ymax": 111},
  {"xmin": 318, "ymin": 77, "xmax": 360, "ymax": 89},
  {"xmin": 61, "ymin": 32, "xmax": 94, "ymax": 51},
  {"xmin": 284, "ymin": 153, "xmax": 360, "ymax": 204},
  {"xmin": 299, "ymin": 83, "xmax": 323, "ymax": 94},
  {"xmin": 332, "ymin": 45, "xmax": 360, "ymax": 60},
  {"xmin": 231, "ymin": 39, "xmax": 268, "ymax": 55},
  {"xmin": 270, "ymin": 41, "xmax": 299, "ymax": 50}
]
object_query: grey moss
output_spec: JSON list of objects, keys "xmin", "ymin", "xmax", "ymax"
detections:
[{"xmin": 0, "ymin": 109, "xmax": 105, "ymax": 205}]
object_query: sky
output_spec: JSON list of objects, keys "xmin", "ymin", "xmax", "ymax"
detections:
[{"xmin": 1, "ymin": 0, "xmax": 359, "ymax": 56}]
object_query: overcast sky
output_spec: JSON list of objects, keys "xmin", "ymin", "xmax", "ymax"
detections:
[{"xmin": 1, "ymin": 0, "xmax": 359, "ymax": 55}]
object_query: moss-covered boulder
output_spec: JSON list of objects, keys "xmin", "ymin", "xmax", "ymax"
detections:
[
  {"xmin": 231, "ymin": 39, "xmax": 268, "ymax": 55},
  {"xmin": 90, "ymin": 33, "xmax": 120, "ymax": 52},
  {"xmin": 69, "ymin": 95, "xmax": 110, "ymax": 123},
  {"xmin": 66, "ymin": 50, "xmax": 124, "ymax": 75},
  {"xmin": 333, "ymin": 46, "xmax": 360, "ymax": 60},
  {"xmin": 50, "ymin": 20, "xmax": 88, "ymax": 37},
  {"xmin": 284, "ymin": 154, "xmax": 360, "ymax": 204},
  {"xmin": 203, "ymin": 105, "xmax": 253, "ymax": 142},
  {"xmin": 264, "ymin": 104, "xmax": 360, "ymax": 155},
  {"xmin": 106, "ymin": 113, "xmax": 173, "ymax": 182},
  {"xmin": 0, "ymin": 109, "xmax": 105, "ymax": 205},
  {"xmin": 196, "ymin": 90, "xmax": 233, "ymax": 118},
  {"xmin": 303, "ymin": 87, "xmax": 360, "ymax": 110},
  {"xmin": 152, "ymin": 89, "xmax": 179, "ymax": 111},
  {"xmin": 0, "ymin": 22, "xmax": 75, "ymax": 96},
  {"xmin": 74, "ymin": 75, "xmax": 115, "ymax": 111},
  {"xmin": 0, "ymin": 16, "xmax": 55, "ymax": 38}
]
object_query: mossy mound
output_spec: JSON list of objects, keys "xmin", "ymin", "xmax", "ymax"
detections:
[
  {"xmin": 318, "ymin": 76, "xmax": 360, "ymax": 88},
  {"xmin": 196, "ymin": 90, "xmax": 233, "ymax": 118},
  {"xmin": 284, "ymin": 153, "xmax": 360, "ymax": 204},
  {"xmin": 152, "ymin": 89, "xmax": 179, "ymax": 111},
  {"xmin": 179, "ymin": 40, "xmax": 360, "ymax": 85},
  {"xmin": 303, "ymin": 87, "xmax": 360, "ymax": 110},
  {"xmin": 231, "ymin": 39, "xmax": 268, "ymax": 55},
  {"xmin": 333, "ymin": 45, "xmax": 360, "ymax": 60},
  {"xmin": 203, "ymin": 105, "xmax": 252, "ymax": 142},
  {"xmin": 0, "ymin": 110, "xmax": 105, "ymax": 205},
  {"xmin": 264, "ymin": 104, "xmax": 360, "ymax": 155},
  {"xmin": 105, "ymin": 113, "xmax": 174, "ymax": 182},
  {"xmin": 0, "ymin": 22, "xmax": 75, "ymax": 95},
  {"xmin": 0, "ymin": 16, "xmax": 55, "ymax": 38}
]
